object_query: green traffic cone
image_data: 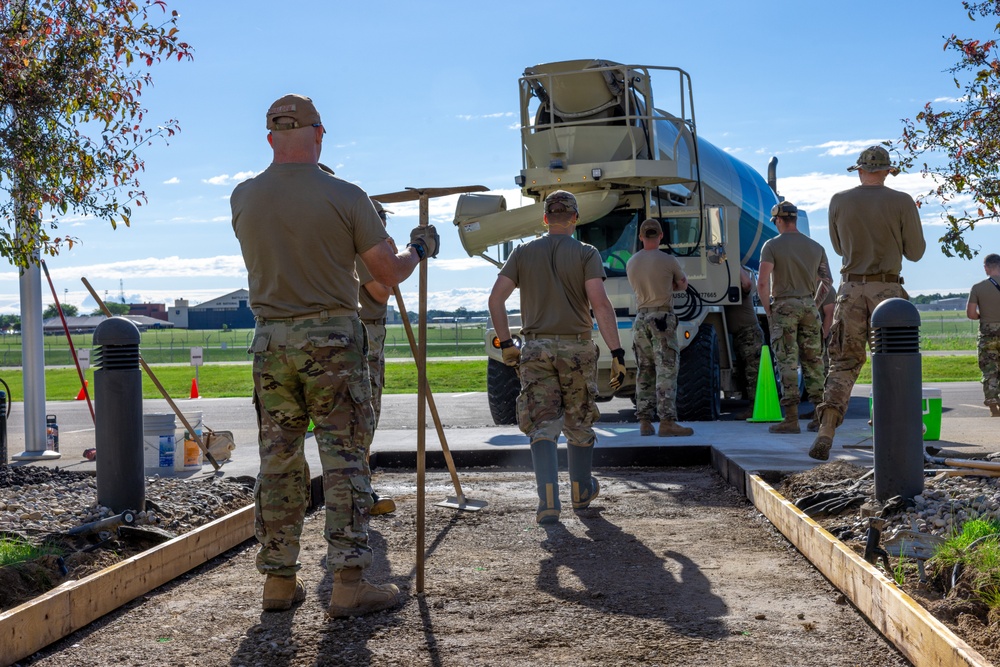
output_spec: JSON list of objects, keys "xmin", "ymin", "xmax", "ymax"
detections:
[{"xmin": 747, "ymin": 344, "xmax": 783, "ymax": 423}]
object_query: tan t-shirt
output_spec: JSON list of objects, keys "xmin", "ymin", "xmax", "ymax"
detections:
[
  {"xmin": 231, "ymin": 163, "xmax": 388, "ymax": 318},
  {"xmin": 828, "ymin": 184, "xmax": 926, "ymax": 276},
  {"xmin": 625, "ymin": 249, "xmax": 684, "ymax": 310},
  {"xmin": 355, "ymin": 259, "xmax": 387, "ymax": 322},
  {"xmin": 725, "ymin": 279, "xmax": 759, "ymax": 331},
  {"xmin": 969, "ymin": 278, "xmax": 1000, "ymax": 325},
  {"xmin": 499, "ymin": 234, "xmax": 605, "ymax": 335},
  {"xmin": 760, "ymin": 232, "xmax": 829, "ymax": 299}
]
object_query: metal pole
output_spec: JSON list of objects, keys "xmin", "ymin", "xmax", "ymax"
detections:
[{"xmin": 416, "ymin": 193, "xmax": 428, "ymax": 594}]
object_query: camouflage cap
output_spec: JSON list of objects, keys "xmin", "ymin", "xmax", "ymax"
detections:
[
  {"xmin": 639, "ymin": 218, "xmax": 663, "ymax": 238},
  {"xmin": 847, "ymin": 145, "xmax": 899, "ymax": 175},
  {"xmin": 266, "ymin": 94, "xmax": 322, "ymax": 131},
  {"xmin": 544, "ymin": 190, "xmax": 579, "ymax": 214},
  {"xmin": 770, "ymin": 201, "xmax": 798, "ymax": 221}
]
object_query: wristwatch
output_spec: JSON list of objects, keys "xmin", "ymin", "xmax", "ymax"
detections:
[
  {"xmin": 499, "ymin": 339, "xmax": 516, "ymax": 349},
  {"xmin": 407, "ymin": 242, "xmax": 425, "ymax": 260}
]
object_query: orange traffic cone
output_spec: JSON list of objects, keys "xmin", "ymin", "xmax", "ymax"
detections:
[
  {"xmin": 190, "ymin": 378, "xmax": 200, "ymax": 399},
  {"xmin": 75, "ymin": 380, "xmax": 89, "ymax": 401}
]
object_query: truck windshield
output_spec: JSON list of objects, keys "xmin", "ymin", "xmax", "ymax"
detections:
[{"xmin": 575, "ymin": 209, "xmax": 640, "ymax": 277}]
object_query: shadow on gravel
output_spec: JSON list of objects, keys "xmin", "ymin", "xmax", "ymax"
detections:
[{"xmin": 537, "ymin": 509, "xmax": 729, "ymax": 639}]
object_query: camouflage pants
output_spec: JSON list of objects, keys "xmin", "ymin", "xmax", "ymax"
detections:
[
  {"xmin": 633, "ymin": 310, "xmax": 680, "ymax": 421},
  {"xmin": 363, "ymin": 322, "xmax": 387, "ymax": 427},
  {"xmin": 820, "ymin": 281, "xmax": 904, "ymax": 421},
  {"xmin": 768, "ymin": 297, "xmax": 824, "ymax": 408},
  {"xmin": 250, "ymin": 315, "xmax": 375, "ymax": 577},
  {"xmin": 516, "ymin": 338, "xmax": 600, "ymax": 445},
  {"xmin": 732, "ymin": 323, "xmax": 764, "ymax": 401},
  {"xmin": 978, "ymin": 323, "xmax": 1000, "ymax": 405}
]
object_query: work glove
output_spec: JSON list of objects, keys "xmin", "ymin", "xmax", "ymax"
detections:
[
  {"xmin": 408, "ymin": 224, "xmax": 440, "ymax": 260},
  {"xmin": 609, "ymin": 348, "xmax": 626, "ymax": 390},
  {"xmin": 500, "ymin": 339, "xmax": 520, "ymax": 367}
]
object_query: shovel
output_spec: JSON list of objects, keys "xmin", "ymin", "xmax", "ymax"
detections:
[{"xmin": 392, "ymin": 286, "xmax": 486, "ymax": 512}]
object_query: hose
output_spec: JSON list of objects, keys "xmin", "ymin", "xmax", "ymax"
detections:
[
  {"xmin": 950, "ymin": 532, "xmax": 1000, "ymax": 592},
  {"xmin": 0, "ymin": 375, "xmax": 9, "ymax": 418}
]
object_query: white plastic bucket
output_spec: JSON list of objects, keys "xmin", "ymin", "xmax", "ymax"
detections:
[
  {"xmin": 176, "ymin": 411, "xmax": 204, "ymax": 471},
  {"xmin": 143, "ymin": 413, "xmax": 177, "ymax": 475}
]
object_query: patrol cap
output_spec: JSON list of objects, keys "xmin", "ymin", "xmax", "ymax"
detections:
[
  {"xmin": 770, "ymin": 201, "xmax": 798, "ymax": 221},
  {"xmin": 639, "ymin": 218, "xmax": 663, "ymax": 238},
  {"xmin": 544, "ymin": 190, "xmax": 579, "ymax": 215},
  {"xmin": 266, "ymin": 94, "xmax": 322, "ymax": 131},
  {"xmin": 371, "ymin": 199, "xmax": 394, "ymax": 217},
  {"xmin": 847, "ymin": 145, "xmax": 900, "ymax": 175}
]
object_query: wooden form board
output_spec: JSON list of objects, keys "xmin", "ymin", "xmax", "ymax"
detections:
[
  {"xmin": 747, "ymin": 475, "xmax": 991, "ymax": 667},
  {"xmin": 0, "ymin": 504, "xmax": 254, "ymax": 667}
]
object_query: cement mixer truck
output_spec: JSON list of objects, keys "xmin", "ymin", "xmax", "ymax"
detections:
[{"xmin": 453, "ymin": 60, "xmax": 810, "ymax": 424}]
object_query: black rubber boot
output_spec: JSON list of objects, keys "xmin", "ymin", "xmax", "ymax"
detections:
[
  {"xmin": 530, "ymin": 439, "xmax": 560, "ymax": 524},
  {"xmin": 567, "ymin": 441, "xmax": 600, "ymax": 510}
]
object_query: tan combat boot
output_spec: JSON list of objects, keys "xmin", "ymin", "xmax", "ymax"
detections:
[
  {"xmin": 989, "ymin": 402, "xmax": 1000, "ymax": 417},
  {"xmin": 658, "ymin": 420, "xmax": 694, "ymax": 437},
  {"xmin": 768, "ymin": 414, "xmax": 800, "ymax": 434},
  {"xmin": 809, "ymin": 410, "xmax": 838, "ymax": 461},
  {"xmin": 328, "ymin": 567, "xmax": 401, "ymax": 618},
  {"xmin": 262, "ymin": 574, "xmax": 306, "ymax": 612},
  {"xmin": 639, "ymin": 419, "xmax": 655, "ymax": 436}
]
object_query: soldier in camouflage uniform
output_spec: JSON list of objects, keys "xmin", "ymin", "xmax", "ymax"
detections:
[
  {"xmin": 966, "ymin": 253, "xmax": 1000, "ymax": 416},
  {"xmin": 811, "ymin": 146, "xmax": 926, "ymax": 460},
  {"xmin": 232, "ymin": 94, "xmax": 437, "ymax": 616},
  {"xmin": 725, "ymin": 266, "xmax": 765, "ymax": 420},
  {"xmin": 626, "ymin": 218, "xmax": 694, "ymax": 437},
  {"xmin": 488, "ymin": 190, "xmax": 626, "ymax": 525},
  {"xmin": 355, "ymin": 199, "xmax": 397, "ymax": 515},
  {"xmin": 757, "ymin": 202, "xmax": 832, "ymax": 434}
]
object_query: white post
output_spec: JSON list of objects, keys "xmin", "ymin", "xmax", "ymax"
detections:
[{"xmin": 14, "ymin": 260, "xmax": 59, "ymax": 459}]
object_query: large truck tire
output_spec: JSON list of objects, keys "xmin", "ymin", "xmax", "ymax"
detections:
[
  {"xmin": 677, "ymin": 323, "xmax": 721, "ymax": 421},
  {"xmin": 487, "ymin": 358, "xmax": 520, "ymax": 425}
]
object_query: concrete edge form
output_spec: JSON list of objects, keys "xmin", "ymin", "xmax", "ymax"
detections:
[
  {"xmin": 744, "ymin": 471, "xmax": 992, "ymax": 667},
  {"xmin": 0, "ymin": 505, "xmax": 255, "ymax": 667}
]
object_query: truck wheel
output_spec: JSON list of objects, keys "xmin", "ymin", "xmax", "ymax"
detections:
[
  {"xmin": 487, "ymin": 358, "xmax": 520, "ymax": 425},
  {"xmin": 677, "ymin": 323, "xmax": 721, "ymax": 421}
]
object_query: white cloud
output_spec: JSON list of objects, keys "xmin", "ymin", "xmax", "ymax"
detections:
[
  {"xmin": 931, "ymin": 96, "xmax": 965, "ymax": 104},
  {"xmin": 808, "ymin": 140, "xmax": 889, "ymax": 158},
  {"xmin": 457, "ymin": 112, "xmax": 515, "ymax": 121},
  {"xmin": 202, "ymin": 171, "xmax": 259, "ymax": 186},
  {"xmin": 163, "ymin": 177, "xmax": 180, "ymax": 185},
  {"xmin": 397, "ymin": 287, "xmax": 496, "ymax": 312},
  {"xmin": 433, "ymin": 257, "xmax": 495, "ymax": 271}
]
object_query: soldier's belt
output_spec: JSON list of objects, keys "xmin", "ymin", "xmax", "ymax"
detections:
[
  {"xmin": 362, "ymin": 318, "xmax": 387, "ymax": 326},
  {"xmin": 843, "ymin": 273, "xmax": 901, "ymax": 284},
  {"xmin": 637, "ymin": 306, "xmax": 673, "ymax": 313},
  {"xmin": 522, "ymin": 331, "xmax": 592, "ymax": 341},
  {"xmin": 256, "ymin": 307, "xmax": 356, "ymax": 323}
]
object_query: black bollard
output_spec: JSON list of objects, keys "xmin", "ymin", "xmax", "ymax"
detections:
[
  {"xmin": 871, "ymin": 297, "xmax": 923, "ymax": 503},
  {"xmin": 94, "ymin": 317, "xmax": 145, "ymax": 513}
]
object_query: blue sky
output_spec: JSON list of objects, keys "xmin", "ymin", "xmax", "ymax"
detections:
[{"xmin": 2, "ymin": 0, "xmax": 992, "ymax": 315}]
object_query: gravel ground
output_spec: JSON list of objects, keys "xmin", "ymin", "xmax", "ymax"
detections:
[{"xmin": 5, "ymin": 467, "xmax": 911, "ymax": 667}]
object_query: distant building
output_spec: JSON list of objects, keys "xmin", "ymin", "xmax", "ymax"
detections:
[
  {"xmin": 129, "ymin": 302, "xmax": 168, "ymax": 321},
  {"xmin": 43, "ymin": 314, "xmax": 174, "ymax": 335},
  {"xmin": 164, "ymin": 288, "xmax": 401, "ymax": 330},
  {"xmin": 185, "ymin": 289, "xmax": 255, "ymax": 330},
  {"xmin": 915, "ymin": 297, "xmax": 967, "ymax": 312},
  {"xmin": 168, "ymin": 299, "xmax": 190, "ymax": 329}
]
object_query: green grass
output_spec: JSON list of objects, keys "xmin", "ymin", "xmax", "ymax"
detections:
[
  {"xmin": 931, "ymin": 518, "xmax": 1000, "ymax": 612},
  {"xmin": 0, "ymin": 536, "xmax": 61, "ymax": 566},
  {"xmin": 855, "ymin": 356, "xmax": 979, "ymax": 384},
  {"xmin": 0, "ymin": 360, "xmax": 489, "ymax": 401}
]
